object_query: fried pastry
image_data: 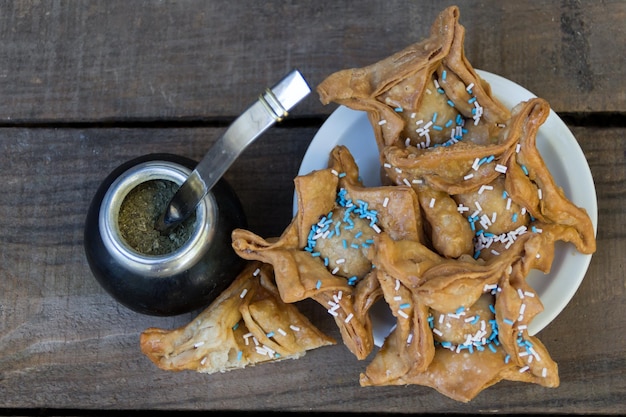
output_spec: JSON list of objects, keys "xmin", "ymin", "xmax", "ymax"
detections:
[
  {"xmin": 361, "ymin": 232, "xmax": 559, "ymax": 402},
  {"xmin": 232, "ymin": 145, "xmax": 423, "ymax": 360},
  {"xmin": 314, "ymin": 4, "xmax": 595, "ymax": 403},
  {"xmin": 140, "ymin": 262, "xmax": 335, "ymax": 373},
  {"xmin": 317, "ymin": 5, "xmax": 510, "ymax": 156}
]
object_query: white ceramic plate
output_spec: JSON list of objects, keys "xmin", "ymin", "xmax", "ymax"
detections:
[{"xmin": 295, "ymin": 70, "xmax": 598, "ymax": 346}]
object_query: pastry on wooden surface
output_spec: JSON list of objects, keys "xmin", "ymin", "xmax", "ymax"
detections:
[{"xmin": 140, "ymin": 262, "xmax": 335, "ymax": 374}]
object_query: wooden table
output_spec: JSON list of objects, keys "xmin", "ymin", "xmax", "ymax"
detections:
[{"xmin": 1, "ymin": 1, "xmax": 624, "ymax": 414}]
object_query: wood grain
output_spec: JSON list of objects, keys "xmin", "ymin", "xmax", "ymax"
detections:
[
  {"xmin": 0, "ymin": 125, "xmax": 624, "ymax": 413},
  {"xmin": 0, "ymin": 0, "xmax": 624, "ymax": 124}
]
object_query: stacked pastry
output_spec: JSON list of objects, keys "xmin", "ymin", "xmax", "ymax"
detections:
[{"xmin": 142, "ymin": 6, "xmax": 596, "ymax": 402}]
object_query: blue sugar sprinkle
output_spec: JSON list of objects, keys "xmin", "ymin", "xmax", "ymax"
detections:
[
  {"xmin": 237, "ymin": 350, "xmax": 243, "ymax": 361},
  {"xmin": 342, "ymin": 239, "xmax": 348, "ymax": 249},
  {"xmin": 232, "ymin": 322, "xmax": 239, "ymax": 330},
  {"xmin": 505, "ymin": 354, "xmax": 511, "ymax": 363},
  {"xmin": 456, "ymin": 306, "xmax": 466, "ymax": 315},
  {"xmin": 512, "ymin": 213, "xmax": 518, "ymax": 222},
  {"xmin": 468, "ymin": 97, "xmax": 477, "ymax": 104},
  {"xmin": 351, "ymin": 243, "xmax": 359, "ymax": 249},
  {"xmin": 399, "ymin": 303, "xmax": 411, "ymax": 309},
  {"xmin": 324, "ymin": 257, "xmax": 329, "ymax": 266},
  {"xmin": 266, "ymin": 331, "xmax": 275, "ymax": 338},
  {"xmin": 488, "ymin": 343, "xmax": 497, "ymax": 353},
  {"xmin": 489, "ymin": 304, "xmax": 496, "ymax": 314},
  {"xmin": 502, "ymin": 190, "xmax": 508, "ymax": 199},
  {"xmin": 316, "ymin": 280, "xmax": 322, "ymax": 290},
  {"xmin": 311, "ymin": 252, "xmax": 321, "ymax": 257},
  {"xmin": 432, "ymin": 112, "xmax": 438, "ymax": 123},
  {"xmin": 442, "ymin": 70, "xmax": 447, "ymax": 80},
  {"xmin": 503, "ymin": 318, "xmax": 514, "ymax": 325},
  {"xmin": 473, "ymin": 250, "xmax": 481, "ymax": 259},
  {"xmin": 432, "ymin": 125, "xmax": 443, "ymax": 131},
  {"xmin": 354, "ymin": 231, "xmax": 363, "ymax": 239},
  {"xmin": 447, "ymin": 100, "xmax": 455, "ymax": 107},
  {"xmin": 471, "ymin": 315, "xmax": 480, "ymax": 325},
  {"xmin": 394, "ymin": 107, "xmax": 404, "ymax": 112},
  {"xmin": 338, "ymin": 172, "xmax": 347, "ymax": 178},
  {"xmin": 445, "ymin": 119, "xmax": 453, "ymax": 128},
  {"xmin": 521, "ymin": 165, "xmax": 529, "ymax": 175},
  {"xmin": 437, "ymin": 88, "xmax": 445, "ymax": 94}
]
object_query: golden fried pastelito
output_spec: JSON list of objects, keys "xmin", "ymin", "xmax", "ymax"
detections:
[
  {"xmin": 232, "ymin": 145, "xmax": 423, "ymax": 360},
  {"xmin": 140, "ymin": 262, "xmax": 335, "ymax": 374},
  {"xmin": 383, "ymin": 98, "xmax": 596, "ymax": 260},
  {"xmin": 361, "ymin": 233, "xmax": 559, "ymax": 402},
  {"xmin": 317, "ymin": 6, "xmax": 511, "ymax": 155}
]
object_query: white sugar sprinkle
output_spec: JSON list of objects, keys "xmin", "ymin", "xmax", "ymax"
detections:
[
  {"xmin": 495, "ymin": 164, "xmax": 508, "ymax": 173},
  {"xmin": 478, "ymin": 185, "xmax": 493, "ymax": 194},
  {"xmin": 240, "ymin": 288, "xmax": 248, "ymax": 298},
  {"xmin": 383, "ymin": 197, "xmax": 389, "ymax": 207}
]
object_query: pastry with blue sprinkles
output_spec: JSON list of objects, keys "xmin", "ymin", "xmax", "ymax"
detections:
[
  {"xmin": 361, "ymin": 232, "xmax": 559, "ymax": 402},
  {"xmin": 232, "ymin": 145, "xmax": 424, "ymax": 360}
]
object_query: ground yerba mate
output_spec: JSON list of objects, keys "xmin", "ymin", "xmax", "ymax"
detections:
[{"xmin": 118, "ymin": 179, "xmax": 196, "ymax": 255}]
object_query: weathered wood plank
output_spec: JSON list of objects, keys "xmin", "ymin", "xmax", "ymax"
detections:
[
  {"xmin": 0, "ymin": 125, "xmax": 623, "ymax": 412},
  {"xmin": 0, "ymin": 0, "xmax": 624, "ymax": 123}
]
